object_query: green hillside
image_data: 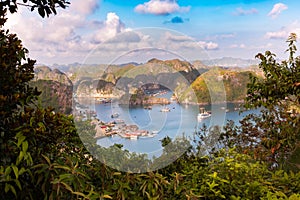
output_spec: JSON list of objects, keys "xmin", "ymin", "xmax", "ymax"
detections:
[
  {"xmin": 178, "ymin": 68, "xmax": 262, "ymax": 104},
  {"xmin": 30, "ymin": 80, "xmax": 73, "ymax": 114}
]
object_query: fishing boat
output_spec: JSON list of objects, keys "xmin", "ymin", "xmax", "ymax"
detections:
[
  {"xmin": 197, "ymin": 108, "xmax": 211, "ymax": 121},
  {"xmin": 111, "ymin": 113, "xmax": 119, "ymax": 118},
  {"xmin": 160, "ymin": 107, "xmax": 170, "ymax": 112},
  {"xmin": 144, "ymin": 105, "xmax": 152, "ymax": 110},
  {"xmin": 130, "ymin": 135, "xmax": 138, "ymax": 140}
]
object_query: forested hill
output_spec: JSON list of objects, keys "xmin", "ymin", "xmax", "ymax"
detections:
[
  {"xmin": 93, "ymin": 59, "xmax": 263, "ymax": 104},
  {"xmin": 30, "ymin": 66, "xmax": 73, "ymax": 114},
  {"xmin": 178, "ymin": 68, "xmax": 263, "ymax": 104}
]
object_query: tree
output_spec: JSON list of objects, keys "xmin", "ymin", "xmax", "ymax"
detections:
[
  {"xmin": 220, "ymin": 33, "xmax": 300, "ymax": 171},
  {"xmin": 0, "ymin": 2, "xmax": 92, "ymax": 199},
  {"xmin": 246, "ymin": 33, "xmax": 300, "ymax": 109},
  {"xmin": 0, "ymin": 0, "xmax": 69, "ymax": 18}
]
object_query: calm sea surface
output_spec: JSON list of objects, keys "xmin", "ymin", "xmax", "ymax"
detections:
[{"xmin": 88, "ymin": 93, "xmax": 260, "ymax": 158}]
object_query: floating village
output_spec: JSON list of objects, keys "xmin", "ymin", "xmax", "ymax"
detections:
[{"xmin": 73, "ymin": 90, "xmax": 173, "ymax": 140}]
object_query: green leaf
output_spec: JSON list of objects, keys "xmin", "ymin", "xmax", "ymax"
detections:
[
  {"xmin": 72, "ymin": 191, "xmax": 86, "ymax": 198},
  {"xmin": 4, "ymin": 166, "xmax": 12, "ymax": 177},
  {"xmin": 14, "ymin": 179, "xmax": 22, "ymax": 190},
  {"xmin": 42, "ymin": 154, "xmax": 51, "ymax": 165},
  {"xmin": 17, "ymin": 151, "xmax": 24, "ymax": 165},
  {"xmin": 17, "ymin": 134, "xmax": 26, "ymax": 147},
  {"xmin": 12, "ymin": 165, "xmax": 18, "ymax": 179},
  {"xmin": 18, "ymin": 167, "xmax": 26, "ymax": 176},
  {"xmin": 60, "ymin": 181, "xmax": 73, "ymax": 192},
  {"xmin": 38, "ymin": 122, "xmax": 46, "ymax": 131},
  {"xmin": 102, "ymin": 194, "xmax": 113, "ymax": 199},
  {"xmin": 22, "ymin": 141, "xmax": 28, "ymax": 153}
]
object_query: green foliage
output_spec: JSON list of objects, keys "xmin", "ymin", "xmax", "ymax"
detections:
[
  {"xmin": 0, "ymin": 12, "xmax": 39, "ymax": 121},
  {"xmin": 246, "ymin": 33, "xmax": 300, "ymax": 109},
  {"xmin": 30, "ymin": 79, "xmax": 73, "ymax": 114},
  {"xmin": 220, "ymin": 33, "xmax": 300, "ymax": 171},
  {"xmin": 0, "ymin": 0, "xmax": 70, "ymax": 17},
  {"xmin": 183, "ymin": 68, "xmax": 260, "ymax": 104}
]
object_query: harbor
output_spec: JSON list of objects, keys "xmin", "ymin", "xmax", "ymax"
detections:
[{"xmin": 92, "ymin": 118, "xmax": 157, "ymax": 140}]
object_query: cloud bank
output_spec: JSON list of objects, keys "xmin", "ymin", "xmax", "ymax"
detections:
[{"xmin": 134, "ymin": 0, "xmax": 190, "ymax": 15}]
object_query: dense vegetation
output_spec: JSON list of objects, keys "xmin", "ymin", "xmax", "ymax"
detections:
[
  {"xmin": 1, "ymin": 4, "xmax": 300, "ymax": 200},
  {"xmin": 180, "ymin": 68, "xmax": 262, "ymax": 104},
  {"xmin": 30, "ymin": 80, "xmax": 72, "ymax": 114}
]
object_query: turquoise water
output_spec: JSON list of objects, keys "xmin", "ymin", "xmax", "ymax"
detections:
[{"xmin": 93, "ymin": 99, "xmax": 260, "ymax": 158}]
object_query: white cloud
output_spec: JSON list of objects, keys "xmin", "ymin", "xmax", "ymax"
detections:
[
  {"xmin": 4, "ymin": 1, "xmax": 136, "ymax": 64},
  {"xmin": 198, "ymin": 41, "xmax": 219, "ymax": 50},
  {"xmin": 219, "ymin": 33, "xmax": 236, "ymax": 39},
  {"xmin": 164, "ymin": 32, "xmax": 194, "ymax": 42},
  {"xmin": 233, "ymin": 7, "xmax": 258, "ymax": 16},
  {"xmin": 265, "ymin": 30, "xmax": 288, "ymax": 39},
  {"xmin": 70, "ymin": 0, "xmax": 99, "ymax": 15},
  {"xmin": 268, "ymin": 3, "xmax": 288, "ymax": 19},
  {"xmin": 162, "ymin": 32, "xmax": 218, "ymax": 50},
  {"xmin": 92, "ymin": 12, "xmax": 126, "ymax": 44},
  {"xmin": 264, "ymin": 21, "xmax": 300, "ymax": 40},
  {"xmin": 134, "ymin": 0, "xmax": 190, "ymax": 15},
  {"xmin": 230, "ymin": 43, "xmax": 246, "ymax": 48},
  {"xmin": 4, "ymin": 4, "xmax": 217, "ymax": 64}
]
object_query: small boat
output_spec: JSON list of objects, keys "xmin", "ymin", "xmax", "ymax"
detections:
[
  {"xmin": 130, "ymin": 135, "xmax": 138, "ymax": 140},
  {"xmin": 144, "ymin": 106, "xmax": 152, "ymax": 110},
  {"xmin": 111, "ymin": 113, "xmax": 119, "ymax": 118},
  {"xmin": 146, "ymin": 134, "xmax": 156, "ymax": 138},
  {"xmin": 114, "ymin": 119, "xmax": 125, "ymax": 124},
  {"xmin": 160, "ymin": 107, "xmax": 170, "ymax": 112},
  {"xmin": 234, "ymin": 107, "xmax": 240, "ymax": 111},
  {"xmin": 170, "ymin": 95, "xmax": 177, "ymax": 101},
  {"xmin": 197, "ymin": 108, "xmax": 211, "ymax": 121},
  {"xmin": 139, "ymin": 134, "xmax": 157, "ymax": 139}
]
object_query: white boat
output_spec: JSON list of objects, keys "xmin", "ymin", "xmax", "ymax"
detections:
[
  {"xmin": 130, "ymin": 135, "xmax": 138, "ymax": 140},
  {"xmin": 111, "ymin": 113, "xmax": 119, "ymax": 118},
  {"xmin": 115, "ymin": 119, "xmax": 125, "ymax": 124},
  {"xmin": 160, "ymin": 107, "xmax": 170, "ymax": 112},
  {"xmin": 197, "ymin": 108, "xmax": 211, "ymax": 121}
]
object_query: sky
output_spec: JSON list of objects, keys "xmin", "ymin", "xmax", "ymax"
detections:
[{"xmin": 5, "ymin": 0, "xmax": 300, "ymax": 65}]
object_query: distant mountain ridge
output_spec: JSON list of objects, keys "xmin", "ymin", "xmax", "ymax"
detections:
[
  {"xmin": 201, "ymin": 57, "xmax": 259, "ymax": 67},
  {"xmin": 39, "ymin": 58, "xmax": 264, "ymax": 106}
]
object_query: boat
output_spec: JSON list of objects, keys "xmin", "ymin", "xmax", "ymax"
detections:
[
  {"xmin": 139, "ymin": 134, "xmax": 157, "ymax": 139},
  {"xmin": 160, "ymin": 107, "xmax": 170, "ymax": 112},
  {"xmin": 144, "ymin": 105, "xmax": 152, "ymax": 110},
  {"xmin": 197, "ymin": 108, "xmax": 211, "ymax": 121},
  {"xmin": 130, "ymin": 135, "xmax": 138, "ymax": 140},
  {"xmin": 111, "ymin": 113, "xmax": 119, "ymax": 118},
  {"xmin": 114, "ymin": 119, "xmax": 125, "ymax": 124},
  {"xmin": 170, "ymin": 95, "xmax": 177, "ymax": 101}
]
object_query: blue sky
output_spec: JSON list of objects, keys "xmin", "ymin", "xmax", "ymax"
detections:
[{"xmin": 6, "ymin": 0, "xmax": 300, "ymax": 64}]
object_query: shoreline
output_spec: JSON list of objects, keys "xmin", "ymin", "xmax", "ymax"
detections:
[{"xmin": 75, "ymin": 93, "xmax": 245, "ymax": 106}]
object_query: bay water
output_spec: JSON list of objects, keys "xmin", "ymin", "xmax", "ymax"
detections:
[{"xmin": 93, "ymin": 99, "xmax": 260, "ymax": 158}]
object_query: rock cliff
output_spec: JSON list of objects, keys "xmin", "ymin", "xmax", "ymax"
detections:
[{"xmin": 31, "ymin": 66, "xmax": 73, "ymax": 114}]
